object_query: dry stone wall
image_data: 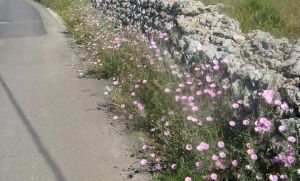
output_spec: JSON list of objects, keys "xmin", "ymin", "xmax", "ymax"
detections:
[{"xmin": 91, "ymin": 0, "xmax": 300, "ymax": 121}]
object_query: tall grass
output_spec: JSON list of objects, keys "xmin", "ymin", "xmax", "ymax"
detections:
[{"xmin": 202, "ymin": 0, "xmax": 300, "ymax": 39}]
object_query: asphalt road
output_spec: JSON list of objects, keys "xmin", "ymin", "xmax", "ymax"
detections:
[{"xmin": 0, "ymin": 0, "xmax": 148, "ymax": 180}]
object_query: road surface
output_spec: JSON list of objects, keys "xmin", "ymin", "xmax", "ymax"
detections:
[{"xmin": 0, "ymin": 0, "xmax": 147, "ymax": 180}]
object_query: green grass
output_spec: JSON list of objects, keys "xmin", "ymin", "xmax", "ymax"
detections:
[{"xmin": 202, "ymin": 0, "xmax": 300, "ymax": 39}]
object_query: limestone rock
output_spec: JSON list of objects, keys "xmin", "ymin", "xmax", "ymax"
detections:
[
  {"xmin": 232, "ymin": 34, "xmax": 245, "ymax": 44},
  {"xmin": 180, "ymin": 1, "xmax": 205, "ymax": 16}
]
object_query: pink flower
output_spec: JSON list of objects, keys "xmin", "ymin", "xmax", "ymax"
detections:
[
  {"xmin": 140, "ymin": 159, "xmax": 147, "ymax": 166},
  {"xmin": 192, "ymin": 106, "xmax": 199, "ymax": 112},
  {"xmin": 164, "ymin": 88, "xmax": 171, "ymax": 93},
  {"xmin": 278, "ymin": 125, "xmax": 287, "ymax": 132},
  {"xmin": 212, "ymin": 155, "xmax": 219, "ymax": 161},
  {"xmin": 196, "ymin": 90, "xmax": 202, "ymax": 95},
  {"xmin": 281, "ymin": 102, "xmax": 289, "ymax": 110},
  {"xmin": 154, "ymin": 163, "xmax": 162, "ymax": 170},
  {"xmin": 269, "ymin": 174, "xmax": 278, "ymax": 181},
  {"xmin": 186, "ymin": 144, "xmax": 193, "ymax": 151},
  {"xmin": 206, "ymin": 76, "xmax": 212, "ymax": 83},
  {"xmin": 243, "ymin": 119, "xmax": 250, "ymax": 126},
  {"xmin": 232, "ymin": 103, "xmax": 239, "ymax": 109},
  {"xmin": 232, "ymin": 160, "xmax": 238, "ymax": 167},
  {"xmin": 229, "ymin": 121, "xmax": 236, "ymax": 127},
  {"xmin": 166, "ymin": 22, "xmax": 175, "ymax": 30},
  {"xmin": 217, "ymin": 141, "xmax": 225, "ymax": 148},
  {"xmin": 113, "ymin": 116, "xmax": 118, "ymax": 120},
  {"xmin": 206, "ymin": 116, "xmax": 213, "ymax": 122},
  {"xmin": 247, "ymin": 149, "xmax": 255, "ymax": 155},
  {"xmin": 274, "ymin": 99, "xmax": 281, "ymax": 105},
  {"xmin": 142, "ymin": 144, "xmax": 148, "ymax": 150},
  {"xmin": 196, "ymin": 142, "xmax": 209, "ymax": 151},
  {"xmin": 255, "ymin": 117, "xmax": 271, "ymax": 133},
  {"xmin": 219, "ymin": 151, "xmax": 226, "ymax": 158},
  {"xmin": 164, "ymin": 130, "xmax": 170, "ymax": 136},
  {"xmin": 185, "ymin": 177, "xmax": 192, "ymax": 181},
  {"xmin": 221, "ymin": 58, "xmax": 229, "ymax": 64},
  {"xmin": 142, "ymin": 79, "xmax": 148, "ymax": 84},
  {"xmin": 137, "ymin": 103, "xmax": 144, "ymax": 111},
  {"xmin": 261, "ymin": 90, "xmax": 275, "ymax": 104},
  {"xmin": 211, "ymin": 173, "xmax": 218, "ymax": 180},
  {"xmin": 297, "ymin": 168, "xmax": 300, "ymax": 175},
  {"xmin": 171, "ymin": 164, "xmax": 177, "ymax": 170},
  {"xmin": 215, "ymin": 160, "xmax": 225, "ymax": 169},
  {"xmin": 251, "ymin": 154, "xmax": 258, "ymax": 160},
  {"xmin": 287, "ymin": 136, "xmax": 296, "ymax": 143},
  {"xmin": 195, "ymin": 161, "xmax": 201, "ymax": 170}
]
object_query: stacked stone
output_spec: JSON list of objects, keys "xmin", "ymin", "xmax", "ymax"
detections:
[{"xmin": 91, "ymin": 0, "xmax": 300, "ymax": 127}]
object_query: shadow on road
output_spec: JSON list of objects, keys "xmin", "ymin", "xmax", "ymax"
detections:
[{"xmin": 0, "ymin": 75, "xmax": 66, "ymax": 181}]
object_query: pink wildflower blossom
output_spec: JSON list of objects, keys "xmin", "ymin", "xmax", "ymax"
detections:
[
  {"xmin": 215, "ymin": 160, "xmax": 225, "ymax": 169},
  {"xmin": 206, "ymin": 76, "xmax": 212, "ymax": 83},
  {"xmin": 251, "ymin": 154, "xmax": 258, "ymax": 160},
  {"xmin": 185, "ymin": 177, "xmax": 192, "ymax": 181},
  {"xmin": 212, "ymin": 155, "xmax": 219, "ymax": 161},
  {"xmin": 269, "ymin": 174, "xmax": 278, "ymax": 181},
  {"xmin": 274, "ymin": 99, "xmax": 281, "ymax": 105},
  {"xmin": 280, "ymin": 102, "xmax": 289, "ymax": 110},
  {"xmin": 195, "ymin": 161, "xmax": 201, "ymax": 170},
  {"xmin": 288, "ymin": 136, "xmax": 296, "ymax": 143},
  {"xmin": 219, "ymin": 151, "xmax": 226, "ymax": 158},
  {"xmin": 221, "ymin": 58, "xmax": 229, "ymax": 64},
  {"xmin": 186, "ymin": 144, "xmax": 193, "ymax": 151},
  {"xmin": 217, "ymin": 141, "xmax": 225, "ymax": 148},
  {"xmin": 171, "ymin": 164, "xmax": 177, "ymax": 170},
  {"xmin": 261, "ymin": 90, "xmax": 275, "ymax": 104},
  {"xmin": 164, "ymin": 130, "xmax": 170, "ymax": 136},
  {"xmin": 140, "ymin": 159, "xmax": 147, "ymax": 166},
  {"xmin": 206, "ymin": 116, "xmax": 213, "ymax": 122},
  {"xmin": 255, "ymin": 117, "xmax": 271, "ymax": 133},
  {"xmin": 232, "ymin": 160, "xmax": 238, "ymax": 167},
  {"xmin": 142, "ymin": 144, "xmax": 148, "ymax": 150},
  {"xmin": 192, "ymin": 106, "xmax": 199, "ymax": 112},
  {"xmin": 278, "ymin": 125, "xmax": 287, "ymax": 132},
  {"xmin": 229, "ymin": 121, "xmax": 236, "ymax": 127},
  {"xmin": 243, "ymin": 119, "xmax": 250, "ymax": 126},
  {"xmin": 232, "ymin": 103, "xmax": 239, "ymax": 109},
  {"xmin": 211, "ymin": 173, "xmax": 218, "ymax": 180},
  {"xmin": 196, "ymin": 142, "xmax": 210, "ymax": 151}
]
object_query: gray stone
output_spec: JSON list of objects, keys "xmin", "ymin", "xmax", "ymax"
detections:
[
  {"xmin": 222, "ymin": 39, "xmax": 232, "ymax": 48},
  {"xmin": 92, "ymin": 0, "xmax": 300, "ymax": 121},
  {"xmin": 232, "ymin": 34, "xmax": 245, "ymax": 44},
  {"xmin": 280, "ymin": 118, "xmax": 300, "ymax": 135}
]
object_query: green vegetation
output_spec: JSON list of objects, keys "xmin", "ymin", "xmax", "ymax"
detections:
[
  {"xmin": 36, "ymin": 0, "xmax": 300, "ymax": 180},
  {"xmin": 35, "ymin": 0, "xmax": 92, "ymax": 43},
  {"xmin": 202, "ymin": 0, "xmax": 300, "ymax": 39}
]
